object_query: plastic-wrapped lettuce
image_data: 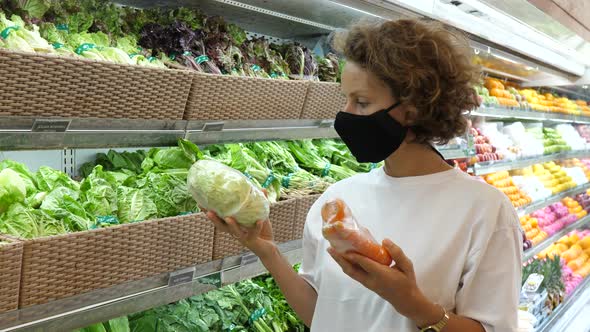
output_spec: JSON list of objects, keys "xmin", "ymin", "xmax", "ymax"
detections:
[{"xmin": 187, "ymin": 160, "xmax": 269, "ymax": 226}]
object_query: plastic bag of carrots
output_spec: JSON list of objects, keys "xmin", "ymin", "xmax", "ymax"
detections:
[{"xmin": 321, "ymin": 198, "xmax": 392, "ymax": 265}]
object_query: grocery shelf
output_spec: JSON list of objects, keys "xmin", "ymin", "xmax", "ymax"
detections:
[
  {"xmin": 522, "ymin": 215, "xmax": 590, "ymax": 262},
  {"xmin": 0, "ymin": 118, "xmax": 339, "ymax": 150},
  {"xmin": 471, "ymin": 106, "xmax": 590, "ymax": 124},
  {"xmin": 0, "ymin": 240, "xmax": 302, "ymax": 332},
  {"xmin": 517, "ymin": 183, "xmax": 590, "ymax": 217},
  {"xmin": 472, "ymin": 151, "xmax": 590, "ymax": 176},
  {"xmin": 536, "ymin": 276, "xmax": 590, "ymax": 332}
]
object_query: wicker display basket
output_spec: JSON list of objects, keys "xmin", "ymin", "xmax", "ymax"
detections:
[
  {"xmin": 212, "ymin": 199, "xmax": 298, "ymax": 260},
  {"xmin": 185, "ymin": 73, "xmax": 309, "ymax": 120},
  {"xmin": 293, "ymin": 195, "xmax": 321, "ymax": 239},
  {"xmin": 0, "ymin": 49, "xmax": 192, "ymax": 120},
  {"xmin": 0, "ymin": 235, "xmax": 23, "ymax": 314},
  {"xmin": 300, "ymin": 82, "xmax": 346, "ymax": 119},
  {"xmin": 18, "ymin": 213, "xmax": 214, "ymax": 308}
]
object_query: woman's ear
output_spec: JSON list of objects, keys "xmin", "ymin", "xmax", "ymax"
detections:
[{"xmin": 400, "ymin": 104, "xmax": 418, "ymax": 126}]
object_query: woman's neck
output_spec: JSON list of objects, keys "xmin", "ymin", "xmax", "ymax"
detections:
[{"xmin": 383, "ymin": 142, "xmax": 452, "ymax": 178}]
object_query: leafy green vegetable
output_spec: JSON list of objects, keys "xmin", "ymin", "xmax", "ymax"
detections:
[
  {"xmin": 116, "ymin": 186, "xmax": 157, "ymax": 223},
  {"xmin": 40, "ymin": 187, "xmax": 93, "ymax": 231},
  {"xmin": 142, "ymin": 140, "xmax": 202, "ymax": 172},
  {"xmin": 287, "ymin": 140, "xmax": 356, "ymax": 181},
  {"xmin": 135, "ymin": 171, "xmax": 197, "ymax": 218},
  {"xmin": 80, "ymin": 165, "xmax": 118, "ymax": 217},
  {"xmin": 187, "ymin": 159, "xmax": 269, "ymax": 226},
  {"xmin": 80, "ymin": 149, "xmax": 146, "ymax": 178},
  {"xmin": 0, "ymin": 159, "xmax": 38, "ymax": 198},
  {"xmin": 0, "ymin": 168, "xmax": 27, "ymax": 213},
  {"xmin": 0, "ymin": 203, "xmax": 66, "ymax": 238},
  {"xmin": 35, "ymin": 166, "xmax": 79, "ymax": 192}
]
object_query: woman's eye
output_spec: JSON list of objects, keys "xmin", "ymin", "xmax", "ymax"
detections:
[{"xmin": 356, "ymin": 101, "xmax": 368, "ymax": 108}]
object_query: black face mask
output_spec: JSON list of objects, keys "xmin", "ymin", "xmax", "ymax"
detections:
[{"xmin": 334, "ymin": 102, "xmax": 407, "ymax": 163}]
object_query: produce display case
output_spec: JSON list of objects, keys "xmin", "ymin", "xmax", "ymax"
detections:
[{"xmin": 1, "ymin": 0, "xmax": 590, "ymax": 331}]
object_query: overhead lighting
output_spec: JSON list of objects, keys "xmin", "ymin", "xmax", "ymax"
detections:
[
  {"xmin": 328, "ymin": 1, "xmax": 384, "ymax": 19},
  {"xmin": 583, "ymin": 85, "xmax": 589, "ymax": 89}
]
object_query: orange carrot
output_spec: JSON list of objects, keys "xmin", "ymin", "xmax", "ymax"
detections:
[{"xmin": 321, "ymin": 199, "xmax": 392, "ymax": 266}]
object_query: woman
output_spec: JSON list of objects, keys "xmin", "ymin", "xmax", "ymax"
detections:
[{"xmin": 205, "ymin": 19, "xmax": 522, "ymax": 332}]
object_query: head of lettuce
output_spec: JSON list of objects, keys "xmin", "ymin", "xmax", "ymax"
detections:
[{"xmin": 187, "ymin": 160, "xmax": 270, "ymax": 226}]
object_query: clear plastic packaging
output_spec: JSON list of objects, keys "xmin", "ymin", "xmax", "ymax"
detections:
[{"xmin": 321, "ymin": 198, "xmax": 392, "ymax": 265}]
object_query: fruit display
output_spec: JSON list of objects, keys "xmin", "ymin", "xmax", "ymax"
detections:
[
  {"xmin": 556, "ymin": 124, "xmax": 587, "ymax": 151},
  {"xmin": 562, "ymin": 197, "xmax": 587, "ymax": 219},
  {"xmin": 520, "ymin": 256, "xmax": 564, "ymax": 328},
  {"xmin": 483, "ymin": 78, "xmax": 520, "ymax": 107},
  {"xmin": 520, "ymin": 90, "xmax": 582, "ymax": 115},
  {"xmin": 503, "ymin": 122, "xmax": 545, "ymax": 158},
  {"xmin": 558, "ymin": 158, "xmax": 590, "ymax": 181},
  {"xmin": 477, "ymin": 122, "xmax": 520, "ymax": 160},
  {"xmin": 469, "ymin": 127, "xmax": 502, "ymax": 164},
  {"xmin": 532, "ymin": 162, "xmax": 576, "ymax": 195},
  {"xmin": 474, "ymin": 85, "xmax": 498, "ymax": 106},
  {"xmin": 484, "ymin": 171, "xmax": 531, "ymax": 207},
  {"xmin": 511, "ymin": 167, "xmax": 552, "ymax": 202},
  {"xmin": 543, "ymin": 128, "xmax": 571, "ymax": 155},
  {"xmin": 520, "ymin": 215, "xmax": 547, "ymax": 248},
  {"xmin": 530, "ymin": 202, "xmax": 577, "ymax": 236},
  {"xmin": 575, "ymin": 191, "xmax": 590, "ymax": 212}
]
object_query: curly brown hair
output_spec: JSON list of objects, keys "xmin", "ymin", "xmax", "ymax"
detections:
[{"xmin": 334, "ymin": 19, "xmax": 480, "ymax": 144}]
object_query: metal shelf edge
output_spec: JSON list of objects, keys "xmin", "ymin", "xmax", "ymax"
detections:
[
  {"xmin": 0, "ymin": 240, "xmax": 302, "ymax": 332},
  {"xmin": 473, "ymin": 151, "xmax": 590, "ymax": 176}
]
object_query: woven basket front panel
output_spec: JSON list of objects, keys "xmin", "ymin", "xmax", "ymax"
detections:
[
  {"xmin": 185, "ymin": 74, "xmax": 308, "ymax": 120},
  {"xmin": 300, "ymin": 82, "xmax": 345, "ymax": 119},
  {"xmin": 212, "ymin": 229, "xmax": 244, "ymax": 261},
  {"xmin": 0, "ymin": 235, "xmax": 23, "ymax": 313},
  {"xmin": 293, "ymin": 195, "xmax": 321, "ymax": 239},
  {"xmin": 19, "ymin": 214, "xmax": 214, "ymax": 307},
  {"xmin": 270, "ymin": 199, "xmax": 297, "ymax": 244},
  {"xmin": 0, "ymin": 49, "xmax": 192, "ymax": 119}
]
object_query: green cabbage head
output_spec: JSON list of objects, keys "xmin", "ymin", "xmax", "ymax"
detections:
[{"xmin": 187, "ymin": 160, "xmax": 269, "ymax": 226}]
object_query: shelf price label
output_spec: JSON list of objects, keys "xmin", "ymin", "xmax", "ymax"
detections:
[
  {"xmin": 168, "ymin": 267, "xmax": 196, "ymax": 287},
  {"xmin": 32, "ymin": 119, "xmax": 71, "ymax": 132}
]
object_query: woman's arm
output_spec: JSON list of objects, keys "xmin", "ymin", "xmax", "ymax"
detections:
[
  {"xmin": 259, "ymin": 246, "xmax": 318, "ymax": 326},
  {"xmin": 408, "ymin": 298, "xmax": 485, "ymax": 331},
  {"xmin": 204, "ymin": 211, "xmax": 318, "ymax": 326}
]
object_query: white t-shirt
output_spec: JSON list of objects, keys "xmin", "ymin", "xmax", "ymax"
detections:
[{"xmin": 299, "ymin": 167, "xmax": 522, "ymax": 332}]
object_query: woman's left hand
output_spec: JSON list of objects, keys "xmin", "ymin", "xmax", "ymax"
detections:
[{"xmin": 328, "ymin": 239, "xmax": 444, "ymax": 327}]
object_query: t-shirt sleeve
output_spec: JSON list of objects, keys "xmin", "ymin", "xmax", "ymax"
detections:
[{"xmin": 455, "ymin": 201, "xmax": 523, "ymax": 332}]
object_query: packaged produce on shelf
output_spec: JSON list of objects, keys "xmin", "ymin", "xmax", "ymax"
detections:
[
  {"xmin": 520, "ymin": 256, "xmax": 564, "ymax": 328},
  {"xmin": 558, "ymin": 158, "xmax": 590, "ymax": 181},
  {"xmin": 575, "ymin": 191, "xmax": 590, "ymax": 212},
  {"xmin": 503, "ymin": 122, "xmax": 544, "ymax": 158},
  {"xmin": 477, "ymin": 122, "xmax": 520, "ymax": 160},
  {"xmin": 511, "ymin": 167, "xmax": 552, "ymax": 202},
  {"xmin": 484, "ymin": 171, "xmax": 531, "ymax": 207},
  {"xmin": 530, "ymin": 201, "xmax": 576, "ymax": 237},
  {"xmin": 543, "ymin": 127, "xmax": 571, "ymax": 155},
  {"xmin": 469, "ymin": 127, "xmax": 502, "ymax": 164},
  {"xmin": 520, "ymin": 215, "xmax": 546, "ymax": 249},
  {"xmin": 532, "ymin": 162, "xmax": 576, "ymax": 195},
  {"xmin": 0, "ymin": 1, "xmax": 338, "ymax": 81},
  {"xmin": 556, "ymin": 124, "xmax": 588, "ymax": 151},
  {"xmin": 483, "ymin": 78, "xmax": 520, "ymax": 107}
]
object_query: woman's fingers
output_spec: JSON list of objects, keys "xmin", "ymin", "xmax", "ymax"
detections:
[
  {"xmin": 224, "ymin": 217, "xmax": 247, "ymax": 239},
  {"xmin": 206, "ymin": 211, "xmax": 230, "ymax": 233},
  {"xmin": 328, "ymin": 247, "xmax": 368, "ymax": 283},
  {"xmin": 383, "ymin": 239, "xmax": 414, "ymax": 276},
  {"xmin": 244, "ymin": 220, "xmax": 264, "ymax": 241}
]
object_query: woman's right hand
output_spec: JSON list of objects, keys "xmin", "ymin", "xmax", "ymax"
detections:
[{"xmin": 203, "ymin": 209, "xmax": 277, "ymax": 260}]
